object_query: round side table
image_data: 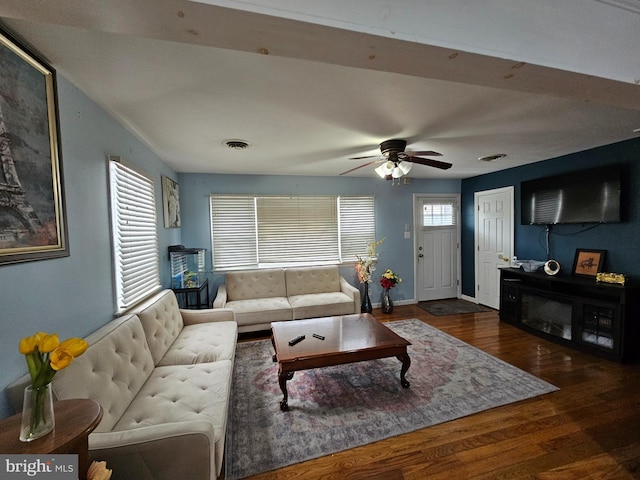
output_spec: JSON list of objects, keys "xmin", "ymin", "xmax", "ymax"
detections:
[{"xmin": 0, "ymin": 398, "xmax": 102, "ymax": 480}]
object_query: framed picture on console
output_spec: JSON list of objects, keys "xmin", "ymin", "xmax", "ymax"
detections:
[
  {"xmin": 572, "ymin": 249, "xmax": 606, "ymax": 278},
  {"xmin": 0, "ymin": 27, "xmax": 69, "ymax": 265}
]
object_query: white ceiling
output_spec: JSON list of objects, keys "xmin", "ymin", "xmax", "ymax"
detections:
[{"xmin": 1, "ymin": 0, "xmax": 639, "ymax": 179}]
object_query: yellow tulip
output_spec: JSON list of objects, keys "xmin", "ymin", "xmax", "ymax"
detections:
[
  {"xmin": 37, "ymin": 333, "xmax": 60, "ymax": 353},
  {"xmin": 59, "ymin": 337, "xmax": 89, "ymax": 358},
  {"xmin": 49, "ymin": 347, "xmax": 74, "ymax": 371},
  {"xmin": 19, "ymin": 334, "xmax": 39, "ymax": 355}
]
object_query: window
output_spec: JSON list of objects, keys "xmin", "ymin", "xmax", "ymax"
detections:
[
  {"xmin": 109, "ymin": 156, "xmax": 160, "ymax": 312},
  {"xmin": 422, "ymin": 200, "xmax": 457, "ymax": 227},
  {"xmin": 210, "ymin": 195, "xmax": 375, "ymax": 270}
]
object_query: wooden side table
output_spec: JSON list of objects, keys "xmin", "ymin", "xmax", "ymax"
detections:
[{"xmin": 0, "ymin": 399, "xmax": 102, "ymax": 480}]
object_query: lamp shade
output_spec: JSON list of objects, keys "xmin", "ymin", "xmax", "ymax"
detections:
[
  {"xmin": 398, "ymin": 161, "xmax": 412, "ymax": 174},
  {"xmin": 375, "ymin": 161, "xmax": 395, "ymax": 178}
]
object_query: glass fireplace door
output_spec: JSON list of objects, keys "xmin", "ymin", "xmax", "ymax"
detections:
[{"xmin": 520, "ymin": 290, "xmax": 573, "ymax": 340}]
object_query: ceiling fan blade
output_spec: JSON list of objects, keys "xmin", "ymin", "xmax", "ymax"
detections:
[
  {"xmin": 408, "ymin": 150, "xmax": 443, "ymax": 157},
  {"xmin": 349, "ymin": 155, "xmax": 381, "ymax": 160},
  {"xmin": 339, "ymin": 160, "xmax": 378, "ymax": 175},
  {"xmin": 407, "ymin": 156, "xmax": 453, "ymax": 170}
]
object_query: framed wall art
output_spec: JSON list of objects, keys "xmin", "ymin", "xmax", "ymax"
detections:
[
  {"xmin": 162, "ymin": 176, "xmax": 181, "ymax": 228},
  {"xmin": 572, "ymin": 249, "xmax": 606, "ymax": 278},
  {"xmin": 0, "ymin": 27, "xmax": 69, "ymax": 265}
]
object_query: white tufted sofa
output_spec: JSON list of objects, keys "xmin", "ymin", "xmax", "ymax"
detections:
[
  {"xmin": 8, "ymin": 290, "xmax": 237, "ymax": 480},
  {"xmin": 213, "ymin": 265, "xmax": 360, "ymax": 333}
]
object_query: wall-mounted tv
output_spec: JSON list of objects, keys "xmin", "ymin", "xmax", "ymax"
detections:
[{"xmin": 521, "ymin": 164, "xmax": 622, "ymax": 225}]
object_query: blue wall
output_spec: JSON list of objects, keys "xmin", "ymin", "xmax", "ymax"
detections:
[
  {"xmin": 178, "ymin": 173, "xmax": 460, "ymax": 308},
  {"xmin": 0, "ymin": 76, "xmax": 180, "ymax": 419},
  {"xmin": 460, "ymin": 138, "xmax": 640, "ymax": 297}
]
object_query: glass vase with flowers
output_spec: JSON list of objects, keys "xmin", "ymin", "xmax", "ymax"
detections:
[
  {"xmin": 18, "ymin": 331, "xmax": 89, "ymax": 442},
  {"xmin": 355, "ymin": 238, "xmax": 385, "ymax": 313},
  {"xmin": 380, "ymin": 269, "xmax": 402, "ymax": 313}
]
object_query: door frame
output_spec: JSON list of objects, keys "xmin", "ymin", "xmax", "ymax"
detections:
[
  {"xmin": 413, "ymin": 193, "xmax": 462, "ymax": 302},
  {"xmin": 473, "ymin": 186, "xmax": 514, "ymax": 308}
]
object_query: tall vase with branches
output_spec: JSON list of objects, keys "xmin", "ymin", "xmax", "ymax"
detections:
[{"xmin": 355, "ymin": 238, "xmax": 385, "ymax": 313}]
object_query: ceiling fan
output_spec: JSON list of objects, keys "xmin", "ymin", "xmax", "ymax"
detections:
[{"xmin": 340, "ymin": 139, "xmax": 452, "ymax": 179}]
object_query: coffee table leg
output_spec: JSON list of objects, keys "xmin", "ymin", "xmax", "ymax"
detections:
[
  {"xmin": 278, "ymin": 369, "xmax": 294, "ymax": 411},
  {"xmin": 271, "ymin": 336, "xmax": 277, "ymax": 362},
  {"xmin": 397, "ymin": 353, "xmax": 411, "ymax": 388}
]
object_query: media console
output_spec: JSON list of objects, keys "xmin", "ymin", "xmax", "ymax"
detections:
[{"xmin": 499, "ymin": 267, "xmax": 639, "ymax": 363}]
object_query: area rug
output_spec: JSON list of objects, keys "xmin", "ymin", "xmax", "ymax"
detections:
[
  {"xmin": 418, "ymin": 298, "xmax": 493, "ymax": 315},
  {"xmin": 224, "ymin": 319, "xmax": 557, "ymax": 480}
]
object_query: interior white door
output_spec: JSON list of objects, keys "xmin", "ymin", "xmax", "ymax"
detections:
[
  {"xmin": 416, "ymin": 196, "xmax": 459, "ymax": 302},
  {"xmin": 474, "ymin": 187, "xmax": 514, "ymax": 309}
]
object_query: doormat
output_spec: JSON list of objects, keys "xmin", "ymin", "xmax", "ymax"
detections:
[
  {"xmin": 224, "ymin": 318, "xmax": 557, "ymax": 479},
  {"xmin": 417, "ymin": 298, "xmax": 493, "ymax": 316}
]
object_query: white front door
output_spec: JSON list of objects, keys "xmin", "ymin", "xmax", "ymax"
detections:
[
  {"xmin": 474, "ymin": 186, "xmax": 514, "ymax": 309},
  {"xmin": 415, "ymin": 195, "xmax": 459, "ymax": 302}
]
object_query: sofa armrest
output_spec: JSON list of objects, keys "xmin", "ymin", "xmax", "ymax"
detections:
[
  {"xmin": 180, "ymin": 307, "xmax": 235, "ymax": 325},
  {"xmin": 212, "ymin": 284, "xmax": 227, "ymax": 308},
  {"xmin": 90, "ymin": 421, "xmax": 218, "ymax": 479},
  {"xmin": 340, "ymin": 276, "xmax": 361, "ymax": 313}
]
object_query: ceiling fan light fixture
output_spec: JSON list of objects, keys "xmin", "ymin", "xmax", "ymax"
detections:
[
  {"xmin": 398, "ymin": 161, "xmax": 412, "ymax": 175},
  {"xmin": 374, "ymin": 164, "xmax": 388, "ymax": 178},
  {"xmin": 392, "ymin": 165, "xmax": 403, "ymax": 178}
]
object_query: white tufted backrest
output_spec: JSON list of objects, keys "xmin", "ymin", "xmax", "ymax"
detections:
[
  {"xmin": 51, "ymin": 314, "xmax": 155, "ymax": 432},
  {"xmin": 225, "ymin": 268, "xmax": 287, "ymax": 301},
  {"xmin": 285, "ymin": 265, "xmax": 341, "ymax": 296},
  {"xmin": 133, "ymin": 290, "xmax": 184, "ymax": 365}
]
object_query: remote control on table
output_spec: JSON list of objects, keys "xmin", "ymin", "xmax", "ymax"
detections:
[
  {"xmin": 288, "ymin": 335, "xmax": 305, "ymax": 346},
  {"xmin": 312, "ymin": 334, "xmax": 325, "ymax": 340}
]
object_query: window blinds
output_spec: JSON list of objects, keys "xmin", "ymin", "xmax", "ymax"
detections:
[
  {"xmin": 109, "ymin": 157, "xmax": 160, "ymax": 312},
  {"xmin": 210, "ymin": 195, "xmax": 375, "ymax": 269}
]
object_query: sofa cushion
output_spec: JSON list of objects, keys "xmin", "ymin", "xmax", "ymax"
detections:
[
  {"xmin": 52, "ymin": 315, "xmax": 155, "ymax": 432},
  {"xmin": 225, "ymin": 268, "xmax": 287, "ymax": 301},
  {"xmin": 113, "ymin": 360, "xmax": 232, "ymax": 445},
  {"xmin": 134, "ymin": 290, "xmax": 184, "ymax": 365},
  {"xmin": 157, "ymin": 321, "xmax": 237, "ymax": 366},
  {"xmin": 226, "ymin": 297, "xmax": 293, "ymax": 327},
  {"xmin": 289, "ymin": 292, "xmax": 356, "ymax": 320},
  {"xmin": 285, "ymin": 265, "xmax": 341, "ymax": 296}
]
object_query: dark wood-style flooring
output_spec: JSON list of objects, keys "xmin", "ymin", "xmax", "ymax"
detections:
[{"xmin": 230, "ymin": 304, "xmax": 640, "ymax": 479}]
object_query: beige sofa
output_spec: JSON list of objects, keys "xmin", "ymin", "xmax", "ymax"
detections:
[
  {"xmin": 8, "ymin": 290, "xmax": 237, "ymax": 480},
  {"xmin": 213, "ymin": 265, "xmax": 360, "ymax": 333}
]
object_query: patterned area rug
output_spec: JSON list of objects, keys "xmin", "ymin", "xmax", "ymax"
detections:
[
  {"xmin": 225, "ymin": 319, "xmax": 557, "ymax": 480},
  {"xmin": 418, "ymin": 298, "xmax": 493, "ymax": 316}
]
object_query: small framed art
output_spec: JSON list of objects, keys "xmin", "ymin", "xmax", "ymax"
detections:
[
  {"xmin": 162, "ymin": 176, "xmax": 181, "ymax": 228},
  {"xmin": 572, "ymin": 249, "xmax": 606, "ymax": 278}
]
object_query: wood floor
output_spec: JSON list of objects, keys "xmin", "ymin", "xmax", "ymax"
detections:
[{"xmin": 230, "ymin": 304, "xmax": 640, "ymax": 479}]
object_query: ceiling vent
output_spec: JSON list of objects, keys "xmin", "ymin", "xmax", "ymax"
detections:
[
  {"xmin": 478, "ymin": 153, "xmax": 506, "ymax": 162},
  {"xmin": 224, "ymin": 139, "xmax": 251, "ymax": 150}
]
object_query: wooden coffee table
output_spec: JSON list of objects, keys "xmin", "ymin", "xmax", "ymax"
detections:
[{"xmin": 271, "ymin": 313, "xmax": 411, "ymax": 411}]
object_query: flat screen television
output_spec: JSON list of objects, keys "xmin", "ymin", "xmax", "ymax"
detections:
[{"xmin": 521, "ymin": 164, "xmax": 622, "ymax": 225}]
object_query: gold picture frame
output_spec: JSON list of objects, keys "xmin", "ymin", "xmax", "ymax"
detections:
[
  {"xmin": 0, "ymin": 27, "xmax": 68, "ymax": 265},
  {"xmin": 572, "ymin": 249, "xmax": 606, "ymax": 278}
]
